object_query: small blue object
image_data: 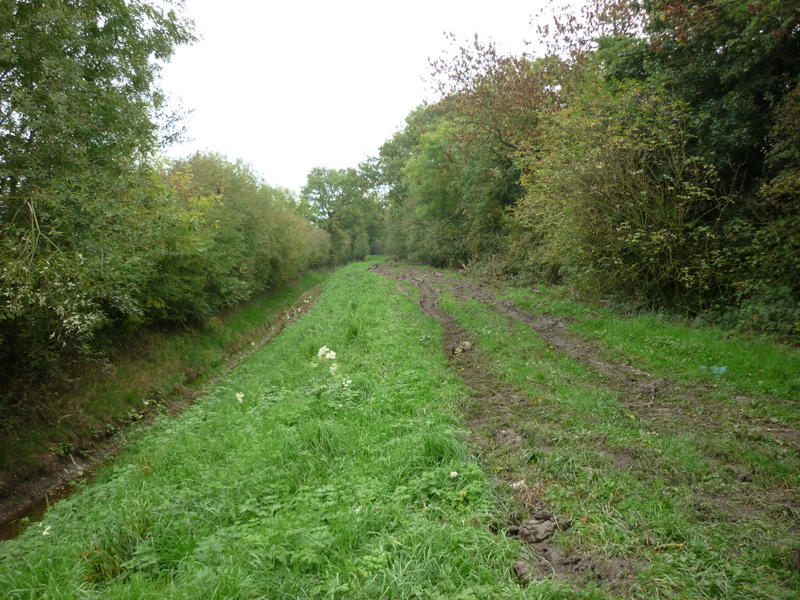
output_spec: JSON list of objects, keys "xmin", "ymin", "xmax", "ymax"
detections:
[{"xmin": 700, "ymin": 365, "xmax": 727, "ymax": 374}]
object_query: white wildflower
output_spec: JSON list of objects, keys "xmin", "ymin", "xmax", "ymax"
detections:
[
  {"xmin": 342, "ymin": 379, "xmax": 352, "ymax": 388},
  {"xmin": 236, "ymin": 393, "xmax": 244, "ymax": 403},
  {"xmin": 42, "ymin": 525, "xmax": 51, "ymax": 536},
  {"xmin": 318, "ymin": 346, "xmax": 337, "ymax": 360},
  {"xmin": 329, "ymin": 363, "xmax": 339, "ymax": 375},
  {"xmin": 450, "ymin": 471, "xmax": 459, "ymax": 479}
]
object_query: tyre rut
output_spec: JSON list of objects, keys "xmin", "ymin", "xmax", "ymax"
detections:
[{"xmin": 371, "ymin": 262, "xmax": 645, "ymax": 590}]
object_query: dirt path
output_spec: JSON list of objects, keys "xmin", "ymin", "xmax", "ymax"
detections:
[{"xmin": 371, "ymin": 262, "xmax": 800, "ymax": 590}]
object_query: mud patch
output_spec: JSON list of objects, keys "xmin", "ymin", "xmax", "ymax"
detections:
[
  {"xmin": 495, "ymin": 429, "xmax": 525, "ymax": 449},
  {"xmin": 371, "ymin": 262, "xmax": 645, "ymax": 591},
  {"xmin": 511, "ymin": 510, "xmax": 573, "ymax": 544},
  {"xmin": 513, "ymin": 546, "xmax": 642, "ymax": 590}
]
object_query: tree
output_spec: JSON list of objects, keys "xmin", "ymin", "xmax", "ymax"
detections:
[
  {"xmin": 374, "ymin": 105, "xmax": 439, "ymax": 258},
  {"xmin": 0, "ymin": 0, "xmax": 194, "ymax": 384},
  {"xmin": 514, "ymin": 74, "xmax": 731, "ymax": 311},
  {"xmin": 601, "ymin": 0, "xmax": 800, "ymax": 328},
  {"xmin": 723, "ymin": 83, "xmax": 800, "ymax": 336},
  {"xmin": 376, "ymin": 36, "xmax": 555, "ymax": 270},
  {"xmin": 300, "ymin": 167, "xmax": 382, "ymax": 263},
  {"xmin": 0, "ymin": 0, "xmax": 194, "ymax": 206},
  {"xmin": 149, "ymin": 153, "xmax": 330, "ymax": 324},
  {"xmin": 429, "ymin": 36, "xmax": 564, "ymax": 160},
  {"xmin": 644, "ymin": 0, "xmax": 800, "ymax": 185}
]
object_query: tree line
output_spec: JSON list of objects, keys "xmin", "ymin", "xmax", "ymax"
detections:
[
  {"xmin": 368, "ymin": 0, "xmax": 800, "ymax": 339},
  {"xmin": 2, "ymin": 0, "xmax": 798, "ymax": 400},
  {"xmin": 0, "ymin": 1, "xmax": 340, "ymax": 395}
]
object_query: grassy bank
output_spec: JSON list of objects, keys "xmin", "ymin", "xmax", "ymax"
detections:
[
  {"xmin": 0, "ymin": 259, "xmax": 528, "ymax": 598},
  {"xmin": 0, "ymin": 270, "xmax": 328, "ymax": 484}
]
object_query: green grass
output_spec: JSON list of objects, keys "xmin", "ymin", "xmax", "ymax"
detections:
[
  {"xmin": 0, "ymin": 260, "xmax": 550, "ymax": 599},
  {"xmin": 3, "ymin": 261, "xmax": 799, "ymax": 599},
  {"xmin": 441, "ymin": 280, "xmax": 800, "ymax": 599},
  {"xmin": 0, "ymin": 271, "xmax": 327, "ymax": 478},
  {"xmin": 503, "ymin": 286, "xmax": 800, "ymax": 400}
]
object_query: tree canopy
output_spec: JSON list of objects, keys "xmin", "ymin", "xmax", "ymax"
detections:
[
  {"xmin": 367, "ymin": 0, "xmax": 800, "ymax": 337},
  {"xmin": 0, "ymin": 3, "xmax": 332, "ymax": 394}
]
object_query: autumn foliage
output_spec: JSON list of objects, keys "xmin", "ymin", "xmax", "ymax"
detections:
[{"xmin": 374, "ymin": 0, "xmax": 800, "ymax": 337}]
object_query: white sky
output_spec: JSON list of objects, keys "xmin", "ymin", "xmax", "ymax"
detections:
[{"xmin": 160, "ymin": 0, "xmax": 551, "ymax": 195}]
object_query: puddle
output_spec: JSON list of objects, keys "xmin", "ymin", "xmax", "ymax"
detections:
[{"xmin": 0, "ymin": 483, "xmax": 74, "ymax": 540}]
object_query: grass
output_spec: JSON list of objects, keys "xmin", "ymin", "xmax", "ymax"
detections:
[
  {"xmin": 2, "ymin": 260, "xmax": 799, "ymax": 598},
  {"xmin": 503, "ymin": 286, "xmax": 800, "ymax": 400},
  {"xmin": 442, "ymin": 280, "xmax": 800, "ymax": 599},
  {"xmin": 0, "ymin": 260, "xmax": 539, "ymax": 599},
  {"xmin": 0, "ymin": 270, "xmax": 327, "ymax": 480}
]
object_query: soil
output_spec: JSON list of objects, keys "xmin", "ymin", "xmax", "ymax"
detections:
[
  {"xmin": 0, "ymin": 287, "xmax": 321, "ymax": 539},
  {"xmin": 370, "ymin": 261, "xmax": 800, "ymax": 591}
]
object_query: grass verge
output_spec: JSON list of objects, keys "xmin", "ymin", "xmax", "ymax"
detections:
[
  {"xmin": 0, "ymin": 259, "xmax": 537, "ymax": 599},
  {"xmin": 0, "ymin": 270, "xmax": 327, "ymax": 489}
]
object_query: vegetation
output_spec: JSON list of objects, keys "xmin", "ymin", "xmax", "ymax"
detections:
[
  {"xmin": 2, "ymin": 260, "xmax": 799, "ymax": 598},
  {"xmin": 0, "ymin": 0, "xmax": 193, "ymax": 384},
  {"xmin": 2, "ymin": 0, "xmax": 800, "ymax": 596},
  {"xmin": 300, "ymin": 167, "xmax": 384, "ymax": 264},
  {"xmin": 371, "ymin": 0, "xmax": 800, "ymax": 339},
  {"xmin": 0, "ymin": 260, "xmax": 520, "ymax": 598},
  {"xmin": 0, "ymin": 3, "xmax": 333, "ymax": 418},
  {"xmin": 0, "ymin": 269, "xmax": 327, "ymax": 481}
]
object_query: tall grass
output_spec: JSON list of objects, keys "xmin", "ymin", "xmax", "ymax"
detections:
[{"xmin": 0, "ymin": 260, "xmax": 548, "ymax": 599}]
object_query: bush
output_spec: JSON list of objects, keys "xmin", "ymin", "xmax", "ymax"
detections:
[{"xmin": 513, "ymin": 75, "xmax": 731, "ymax": 312}]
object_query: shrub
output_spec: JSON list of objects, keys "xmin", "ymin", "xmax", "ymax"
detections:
[{"xmin": 513, "ymin": 75, "xmax": 731, "ymax": 312}]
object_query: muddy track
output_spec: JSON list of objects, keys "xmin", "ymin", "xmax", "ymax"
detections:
[
  {"xmin": 372, "ymin": 263, "xmax": 644, "ymax": 589},
  {"xmin": 375, "ymin": 263, "xmax": 800, "ymax": 453},
  {"xmin": 0, "ymin": 286, "xmax": 322, "ymax": 538},
  {"xmin": 371, "ymin": 262, "xmax": 800, "ymax": 590}
]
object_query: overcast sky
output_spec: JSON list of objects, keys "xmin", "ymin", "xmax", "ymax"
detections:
[{"xmin": 160, "ymin": 0, "xmax": 551, "ymax": 195}]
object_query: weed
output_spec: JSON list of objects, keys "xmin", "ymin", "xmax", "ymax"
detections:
[{"xmin": 54, "ymin": 442, "xmax": 75, "ymax": 457}]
